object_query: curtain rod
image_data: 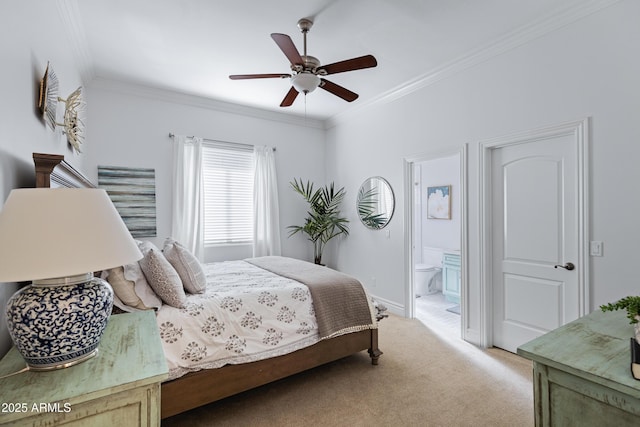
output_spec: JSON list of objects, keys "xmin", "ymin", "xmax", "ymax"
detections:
[{"xmin": 168, "ymin": 133, "xmax": 275, "ymax": 151}]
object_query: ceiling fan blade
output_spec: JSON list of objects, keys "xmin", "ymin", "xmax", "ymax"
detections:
[
  {"xmin": 280, "ymin": 86, "xmax": 299, "ymax": 107},
  {"xmin": 320, "ymin": 79, "xmax": 358, "ymax": 102},
  {"xmin": 320, "ymin": 55, "xmax": 377, "ymax": 75},
  {"xmin": 229, "ymin": 73, "xmax": 290, "ymax": 80},
  {"xmin": 271, "ymin": 33, "xmax": 303, "ymax": 66}
]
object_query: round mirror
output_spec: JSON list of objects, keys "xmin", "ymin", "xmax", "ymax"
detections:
[{"xmin": 357, "ymin": 176, "xmax": 395, "ymax": 230}]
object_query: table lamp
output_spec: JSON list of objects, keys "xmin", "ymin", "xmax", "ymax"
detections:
[{"xmin": 0, "ymin": 188, "xmax": 142, "ymax": 370}]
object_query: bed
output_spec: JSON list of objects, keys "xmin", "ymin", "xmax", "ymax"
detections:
[{"xmin": 33, "ymin": 152, "xmax": 382, "ymax": 419}]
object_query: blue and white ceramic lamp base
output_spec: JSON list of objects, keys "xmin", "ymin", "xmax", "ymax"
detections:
[{"xmin": 5, "ymin": 273, "xmax": 114, "ymax": 371}]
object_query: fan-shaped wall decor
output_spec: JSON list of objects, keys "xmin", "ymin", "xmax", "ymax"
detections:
[
  {"xmin": 38, "ymin": 62, "xmax": 59, "ymax": 130},
  {"xmin": 57, "ymin": 87, "xmax": 85, "ymax": 154}
]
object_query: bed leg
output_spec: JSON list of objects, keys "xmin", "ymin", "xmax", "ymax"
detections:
[
  {"xmin": 368, "ymin": 347, "xmax": 383, "ymax": 365},
  {"xmin": 368, "ymin": 329, "xmax": 382, "ymax": 365}
]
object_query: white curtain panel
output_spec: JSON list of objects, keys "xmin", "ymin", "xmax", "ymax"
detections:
[
  {"xmin": 253, "ymin": 146, "xmax": 281, "ymax": 257},
  {"xmin": 171, "ymin": 135, "xmax": 204, "ymax": 260}
]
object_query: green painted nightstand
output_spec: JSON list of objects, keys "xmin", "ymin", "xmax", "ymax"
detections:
[
  {"xmin": 518, "ymin": 310, "xmax": 640, "ymax": 426},
  {"xmin": 0, "ymin": 311, "xmax": 167, "ymax": 426}
]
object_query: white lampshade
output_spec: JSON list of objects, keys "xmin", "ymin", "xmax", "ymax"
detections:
[
  {"xmin": 291, "ymin": 73, "xmax": 321, "ymax": 94},
  {"xmin": 0, "ymin": 188, "xmax": 142, "ymax": 282}
]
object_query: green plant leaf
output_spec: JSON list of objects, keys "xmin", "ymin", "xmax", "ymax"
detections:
[
  {"xmin": 600, "ymin": 296, "xmax": 640, "ymax": 324},
  {"xmin": 357, "ymin": 186, "xmax": 388, "ymax": 229}
]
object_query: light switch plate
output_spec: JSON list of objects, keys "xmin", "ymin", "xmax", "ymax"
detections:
[{"xmin": 590, "ymin": 241, "xmax": 603, "ymax": 256}]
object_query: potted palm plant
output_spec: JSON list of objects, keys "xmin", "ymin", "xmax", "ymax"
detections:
[{"xmin": 288, "ymin": 178, "xmax": 349, "ymax": 265}]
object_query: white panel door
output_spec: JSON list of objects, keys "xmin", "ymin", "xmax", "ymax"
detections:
[{"xmin": 491, "ymin": 133, "xmax": 580, "ymax": 353}]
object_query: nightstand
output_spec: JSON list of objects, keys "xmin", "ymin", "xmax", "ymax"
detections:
[
  {"xmin": 0, "ymin": 311, "xmax": 167, "ymax": 426},
  {"xmin": 518, "ymin": 310, "xmax": 640, "ymax": 426}
]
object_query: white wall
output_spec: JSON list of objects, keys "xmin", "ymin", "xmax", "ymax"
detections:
[
  {"xmin": 326, "ymin": 0, "xmax": 640, "ymax": 344},
  {"xmin": 0, "ymin": 1, "xmax": 86, "ymax": 356},
  {"xmin": 82, "ymin": 81, "xmax": 326, "ymax": 262}
]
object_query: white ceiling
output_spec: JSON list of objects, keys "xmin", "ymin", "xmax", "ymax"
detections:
[{"xmin": 67, "ymin": 0, "xmax": 594, "ymax": 122}]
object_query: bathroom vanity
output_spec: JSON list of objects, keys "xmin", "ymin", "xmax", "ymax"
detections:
[{"xmin": 442, "ymin": 250, "xmax": 461, "ymax": 304}]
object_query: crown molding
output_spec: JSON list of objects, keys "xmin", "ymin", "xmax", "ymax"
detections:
[
  {"xmin": 57, "ymin": 0, "xmax": 95, "ymax": 83},
  {"xmin": 87, "ymin": 78, "xmax": 326, "ymax": 129},
  {"xmin": 325, "ymin": 0, "xmax": 621, "ymax": 129}
]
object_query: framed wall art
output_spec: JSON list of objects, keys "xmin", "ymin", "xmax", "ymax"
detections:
[
  {"xmin": 427, "ymin": 185, "xmax": 451, "ymax": 220},
  {"xmin": 98, "ymin": 166, "xmax": 157, "ymax": 237}
]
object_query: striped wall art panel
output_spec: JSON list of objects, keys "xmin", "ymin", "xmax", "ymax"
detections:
[{"xmin": 98, "ymin": 166, "xmax": 157, "ymax": 237}]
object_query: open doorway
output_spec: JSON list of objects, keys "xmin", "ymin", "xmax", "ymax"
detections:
[{"xmin": 404, "ymin": 148, "xmax": 466, "ymax": 338}]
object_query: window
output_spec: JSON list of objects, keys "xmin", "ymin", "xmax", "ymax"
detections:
[{"xmin": 202, "ymin": 143, "xmax": 254, "ymax": 246}]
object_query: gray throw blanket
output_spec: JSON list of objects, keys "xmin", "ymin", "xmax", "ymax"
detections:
[{"xmin": 246, "ymin": 256, "xmax": 376, "ymax": 339}]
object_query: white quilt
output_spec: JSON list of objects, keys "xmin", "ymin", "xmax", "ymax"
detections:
[{"xmin": 156, "ymin": 260, "xmax": 320, "ymax": 380}]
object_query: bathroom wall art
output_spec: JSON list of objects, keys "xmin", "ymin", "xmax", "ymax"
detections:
[{"xmin": 427, "ymin": 185, "xmax": 451, "ymax": 220}]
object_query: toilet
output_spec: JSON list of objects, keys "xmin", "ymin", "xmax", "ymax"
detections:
[{"xmin": 415, "ymin": 247, "xmax": 443, "ymax": 297}]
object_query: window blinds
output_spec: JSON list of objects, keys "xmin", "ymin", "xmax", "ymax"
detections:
[{"xmin": 201, "ymin": 143, "xmax": 254, "ymax": 246}]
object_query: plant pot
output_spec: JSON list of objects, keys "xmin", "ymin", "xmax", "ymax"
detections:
[{"xmin": 635, "ymin": 316, "xmax": 640, "ymax": 344}]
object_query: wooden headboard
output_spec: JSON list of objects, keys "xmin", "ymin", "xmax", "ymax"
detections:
[{"xmin": 33, "ymin": 153, "xmax": 95, "ymax": 189}]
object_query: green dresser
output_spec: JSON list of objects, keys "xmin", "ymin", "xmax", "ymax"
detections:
[
  {"xmin": 517, "ymin": 310, "xmax": 640, "ymax": 426},
  {"xmin": 0, "ymin": 311, "xmax": 168, "ymax": 426}
]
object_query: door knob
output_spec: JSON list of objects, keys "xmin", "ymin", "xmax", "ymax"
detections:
[{"xmin": 554, "ymin": 262, "xmax": 575, "ymax": 271}]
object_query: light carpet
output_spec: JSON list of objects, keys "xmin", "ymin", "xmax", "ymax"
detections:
[{"xmin": 162, "ymin": 314, "xmax": 533, "ymax": 426}]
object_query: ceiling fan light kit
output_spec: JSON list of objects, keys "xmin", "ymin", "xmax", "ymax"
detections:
[
  {"xmin": 229, "ymin": 18, "xmax": 377, "ymax": 108},
  {"xmin": 291, "ymin": 72, "xmax": 320, "ymax": 94}
]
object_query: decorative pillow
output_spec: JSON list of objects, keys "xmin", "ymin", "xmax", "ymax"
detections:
[
  {"xmin": 163, "ymin": 238, "xmax": 206, "ymax": 294},
  {"xmin": 102, "ymin": 264, "xmax": 162, "ymax": 313},
  {"xmin": 138, "ymin": 240, "xmax": 187, "ymax": 308},
  {"xmin": 123, "ymin": 262, "xmax": 163, "ymax": 309}
]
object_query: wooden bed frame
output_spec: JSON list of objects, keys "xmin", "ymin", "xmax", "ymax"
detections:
[{"xmin": 33, "ymin": 152, "xmax": 382, "ymax": 419}]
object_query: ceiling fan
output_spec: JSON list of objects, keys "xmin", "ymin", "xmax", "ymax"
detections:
[{"xmin": 229, "ymin": 18, "xmax": 377, "ymax": 107}]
